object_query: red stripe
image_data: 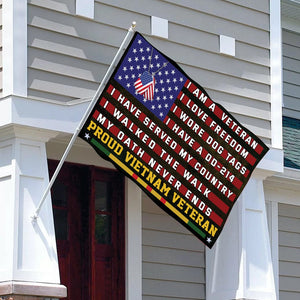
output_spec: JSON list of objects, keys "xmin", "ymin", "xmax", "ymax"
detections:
[
  {"xmin": 93, "ymin": 110, "xmax": 100, "ymax": 120},
  {"xmin": 105, "ymin": 85, "xmax": 241, "ymax": 190},
  {"xmin": 93, "ymin": 100, "xmax": 227, "ymax": 225},
  {"xmin": 184, "ymin": 80, "xmax": 264, "ymax": 156},
  {"xmin": 160, "ymin": 197, "xmax": 167, "ymax": 204},
  {"xmin": 99, "ymin": 100, "xmax": 236, "ymax": 201},
  {"xmin": 177, "ymin": 92, "xmax": 257, "ymax": 167},
  {"xmin": 146, "ymin": 185, "xmax": 152, "ymax": 192}
]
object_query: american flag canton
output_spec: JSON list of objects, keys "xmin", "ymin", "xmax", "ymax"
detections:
[{"xmin": 114, "ymin": 33, "xmax": 187, "ymax": 121}]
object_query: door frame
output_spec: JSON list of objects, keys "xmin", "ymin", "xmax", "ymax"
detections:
[{"xmin": 49, "ymin": 160, "xmax": 125, "ymax": 300}]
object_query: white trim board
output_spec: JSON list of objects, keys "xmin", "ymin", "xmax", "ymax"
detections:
[
  {"xmin": 270, "ymin": 0, "xmax": 283, "ymax": 149},
  {"xmin": 2, "ymin": 0, "xmax": 27, "ymax": 97}
]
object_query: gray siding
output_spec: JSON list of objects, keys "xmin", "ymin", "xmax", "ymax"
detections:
[
  {"xmin": 27, "ymin": 0, "xmax": 271, "ymax": 144},
  {"xmin": 282, "ymin": 29, "xmax": 300, "ymax": 118},
  {"xmin": 28, "ymin": 0, "xmax": 103, "ymax": 102},
  {"xmin": 142, "ymin": 193, "xmax": 205, "ymax": 299},
  {"xmin": 278, "ymin": 203, "xmax": 300, "ymax": 300}
]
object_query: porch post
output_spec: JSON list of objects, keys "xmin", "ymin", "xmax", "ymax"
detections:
[
  {"xmin": 125, "ymin": 178, "xmax": 142, "ymax": 300},
  {"xmin": 206, "ymin": 172, "xmax": 277, "ymax": 300},
  {"xmin": 0, "ymin": 125, "xmax": 66, "ymax": 299}
]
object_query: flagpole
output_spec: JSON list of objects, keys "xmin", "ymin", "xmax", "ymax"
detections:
[{"xmin": 31, "ymin": 22, "xmax": 137, "ymax": 222}]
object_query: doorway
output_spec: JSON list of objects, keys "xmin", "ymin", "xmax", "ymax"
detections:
[{"xmin": 49, "ymin": 161, "xmax": 125, "ymax": 300}]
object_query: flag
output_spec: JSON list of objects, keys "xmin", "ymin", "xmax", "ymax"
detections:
[
  {"xmin": 134, "ymin": 71, "xmax": 155, "ymax": 100},
  {"xmin": 79, "ymin": 32, "xmax": 269, "ymax": 248}
]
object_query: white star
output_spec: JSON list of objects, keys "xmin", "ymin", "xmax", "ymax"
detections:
[
  {"xmin": 118, "ymin": 75, "xmax": 122, "ymax": 80},
  {"xmin": 126, "ymin": 83, "xmax": 131, "ymax": 88},
  {"xmin": 207, "ymin": 237, "xmax": 212, "ymax": 243},
  {"xmin": 155, "ymin": 55, "xmax": 159, "ymax": 60},
  {"xmin": 84, "ymin": 133, "xmax": 90, "ymax": 140},
  {"xmin": 171, "ymin": 70, "xmax": 175, "ymax": 75},
  {"xmin": 151, "ymin": 105, "xmax": 155, "ymax": 110},
  {"xmin": 128, "ymin": 57, "xmax": 132, "ymax": 62},
  {"xmin": 139, "ymin": 48, "xmax": 144, "ymax": 53},
  {"xmin": 138, "ymin": 39, "xmax": 142, "ymax": 44},
  {"xmin": 133, "ymin": 48, "xmax": 137, "ymax": 53},
  {"xmin": 146, "ymin": 47, "xmax": 151, "ymax": 52}
]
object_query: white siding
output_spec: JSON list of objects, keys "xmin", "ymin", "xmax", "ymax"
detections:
[
  {"xmin": 278, "ymin": 203, "xmax": 300, "ymax": 300},
  {"xmin": 282, "ymin": 29, "xmax": 300, "ymax": 118},
  {"xmin": 142, "ymin": 193, "xmax": 205, "ymax": 299},
  {"xmin": 27, "ymin": 0, "xmax": 271, "ymax": 144}
]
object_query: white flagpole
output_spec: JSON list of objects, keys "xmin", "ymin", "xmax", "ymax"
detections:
[{"xmin": 32, "ymin": 22, "xmax": 137, "ymax": 221}]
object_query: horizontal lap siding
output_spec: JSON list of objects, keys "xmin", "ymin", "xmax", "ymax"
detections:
[
  {"xmin": 142, "ymin": 193, "xmax": 205, "ymax": 299},
  {"xmin": 28, "ymin": 0, "xmax": 271, "ymax": 143},
  {"xmin": 98, "ymin": 0, "xmax": 271, "ymax": 144},
  {"xmin": 27, "ymin": 1, "xmax": 120, "ymax": 102},
  {"xmin": 282, "ymin": 30, "xmax": 300, "ymax": 118},
  {"xmin": 278, "ymin": 203, "xmax": 300, "ymax": 300}
]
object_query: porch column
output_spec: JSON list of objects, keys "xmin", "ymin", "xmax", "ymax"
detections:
[
  {"xmin": 0, "ymin": 125, "xmax": 66, "ymax": 299},
  {"xmin": 125, "ymin": 178, "xmax": 142, "ymax": 300},
  {"xmin": 206, "ymin": 172, "xmax": 276, "ymax": 300}
]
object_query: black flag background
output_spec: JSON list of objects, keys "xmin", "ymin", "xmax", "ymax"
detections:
[{"xmin": 79, "ymin": 32, "xmax": 269, "ymax": 248}]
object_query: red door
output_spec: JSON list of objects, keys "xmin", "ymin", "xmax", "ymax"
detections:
[{"xmin": 49, "ymin": 161, "xmax": 125, "ymax": 300}]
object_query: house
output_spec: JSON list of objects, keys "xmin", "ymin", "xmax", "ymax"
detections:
[
  {"xmin": 264, "ymin": 1, "xmax": 300, "ymax": 299},
  {"xmin": 0, "ymin": 0, "xmax": 298, "ymax": 299}
]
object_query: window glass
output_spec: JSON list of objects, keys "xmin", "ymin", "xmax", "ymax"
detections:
[
  {"xmin": 95, "ymin": 180, "xmax": 112, "ymax": 244},
  {"xmin": 95, "ymin": 215, "xmax": 111, "ymax": 244}
]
